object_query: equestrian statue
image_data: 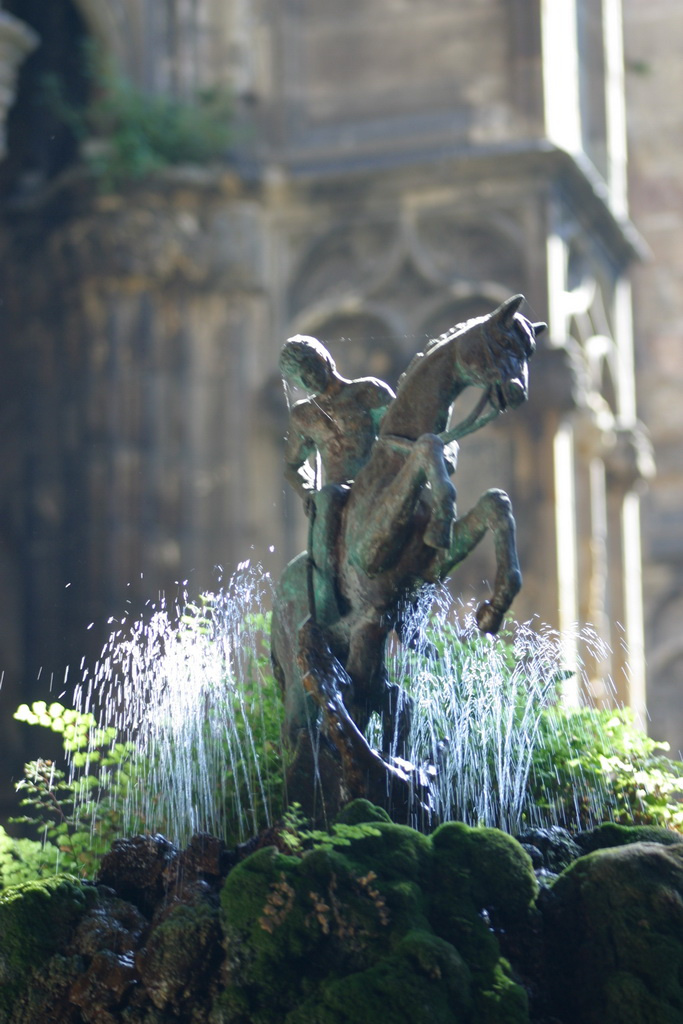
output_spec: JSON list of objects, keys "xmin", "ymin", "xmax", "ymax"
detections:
[{"xmin": 271, "ymin": 294, "xmax": 546, "ymax": 818}]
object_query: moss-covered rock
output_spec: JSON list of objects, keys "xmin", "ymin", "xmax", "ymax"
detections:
[
  {"xmin": 4, "ymin": 953, "xmax": 85, "ymax": 1024},
  {"xmin": 335, "ymin": 799, "xmax": 392, "ymax": 826},
  {"xmin": 0, "ymin": 858, "xmax": 224, "ymax": 1023},
  {"xmin": 432, "ymin": 822, "xmax": 538, "ymax": 924},
  {"xmin": 544, "ymin": 841, "xmax": 683, "ymax": 1023},
  {"xmin": 429, "ymin": 822, "xmax": 536, "ymax": 1023},
  {"xmin": 339, "ymin": 820, "xmax": 431, "ymax": 883},
  {"xmin": 216, "ymin": 813, "xmax": 533, "ymax": 1024},
  {"xmin": 22, "ymin": 809, "xmax": 683, "ymax": 1023},
  {"xmin": 0, "ymin": 875, "xmax": 97, "ymax": 1020},
  {"xmin": 575, "ymin": 821, "xmax": 683, "ymax": 855},
  {"xmin": 285, "ymin": 931, "xmax": 473, "ymax": 1024},
  {"xmin": 218, "ymin": 843, "xmax": 406, "ymax": 1022},
  {"xmin": 136, "ymin": 898, "xmax": 222, "ymax": 1016}
]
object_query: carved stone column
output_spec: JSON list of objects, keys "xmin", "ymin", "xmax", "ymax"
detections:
[
  {"xmin": 604, "ymin": 422, "xmax": 655, "ymax": 722},
  {"xmin": 0, "ymin": 9, "xmax": 38, "ymax": 159}
]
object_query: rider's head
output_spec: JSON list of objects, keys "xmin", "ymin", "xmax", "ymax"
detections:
[{"xmin": 280, "ymin": 335, "xmax": 337, "ymax": 394}]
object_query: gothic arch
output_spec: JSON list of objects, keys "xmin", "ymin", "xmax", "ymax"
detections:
[
  {"xmin": 0, "ymin": 0, "xmax": 93, "ymax": 190},
  {"xmin": 413, "ymin": 212, "xmax": 529, "ymax": 293},
  {"xmin": 289, "ymin": 221, "xmax": 399, "ymax": 317},
  {"xmin": 417, "ymin": 287, "xmax": 513, "ymax": 341},
  {"xmin": 288, "ymin": 304, "xmax": 405, "ymax": 386}
]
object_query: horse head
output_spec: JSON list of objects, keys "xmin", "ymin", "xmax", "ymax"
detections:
[{"xmin": 455, "ymin": 294, "xmax": 546, "ymax": 414}]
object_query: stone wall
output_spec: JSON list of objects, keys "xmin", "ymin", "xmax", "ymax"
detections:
[
  {"xmin": 0, "ymin": 0, "xmax": 667, "ymax": 811},
  {"xmin": 623, "ymin": 0, "xmax": 683, "ymax": 754}
]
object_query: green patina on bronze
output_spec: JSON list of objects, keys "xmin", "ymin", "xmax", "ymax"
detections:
[{"xmin": 273, "ymin": 295, "xmax": 546, "ymax": 817}]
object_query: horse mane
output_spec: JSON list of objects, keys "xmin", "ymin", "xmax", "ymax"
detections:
[{"xmin": 395, "ymin": 324, "xmax": 465, "ymax": 395}]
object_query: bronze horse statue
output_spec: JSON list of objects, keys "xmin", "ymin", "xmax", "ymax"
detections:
[{"xmin": 272, "ymin": 295, "xmax": 545, "ymax": 808}]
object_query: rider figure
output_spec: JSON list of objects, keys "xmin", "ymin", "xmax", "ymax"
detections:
[
  {"xmin": 280, "ymin": 334, "xmax": 460, "ymax": 562},
  {"xmin": 280, "ymin": 334, "xmax": 395, "ymax": 503},
  {"xmin": 279, "ymin": 335, "xmax": 395, "ymax": 625}
]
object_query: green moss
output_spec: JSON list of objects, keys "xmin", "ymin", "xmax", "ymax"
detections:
[
  {"xmin": 475, "ymin": 959, "xmax": 529, "ymax": 1024},
  {"xmin": 6, "ymin": 953, "xmax": 85, "ymax": 1024},
  {"xmin": 335, "ymin": 800, "xmax": 392, "ymax": 826},
  {"xmin": 216, "ymin": 819, "xmax": 535, "ymax": 1024},
  {"xmin": 0, "ymin": 875, "xmax": 96, "ymax": 1017},
  {"xmin": 602, "ymin": 971, "xmax": 683, "ymax": 1024},
  {"xmin": 427, "ymin": 822, "xmax": 533, "ymax": 1022},
  {"xmin": 286, "ymin": 931, "xmax": 473, "ymax": 1024},
  {"xmin": 431, "ymin": 822, "xmax": 537, "ymax": 923},
  {"xmin": 219, "ymin": 843, "xmax": 403, "ymax": 1021},
  {"xmin": 136, "ymin": 899, "xmax": 221, "ymax": 1012},
  {"xmin": 339, "ymin": 821, "xmax": 431, "ymax": 883},
  {"xmin": 545, "ymin": 842, "xmax": 683, "ymax": 1022},
  {"xmin": 578, "ymin": 821, "xmax": 683, "ymax": 854}
]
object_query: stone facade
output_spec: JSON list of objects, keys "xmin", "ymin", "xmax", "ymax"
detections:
[
  {"xmin": 623, "ymin": 0, "xmax": 683, "ymax": 755},
  {"xmin": 0, "ymin": 0, "xmax": 673, "ymax": 804}
]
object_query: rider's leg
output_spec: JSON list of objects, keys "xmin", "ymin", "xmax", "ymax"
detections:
[
  {"xmin": 345, "ymin": 616, "xmax": 390, "ymax": 735},
  {"xmin": 379, "ymin": 681, "xmax": 413, "ymax": 758},
  {"xmin": 419, "ymin": 435, "xmax": 457, "ymax": 550},
  {"xmin": 351, "ymin": 435, "xmax": 456, "ymax": 575},
  {"xmin": 345, "ymin": 618, "xmax": 413, "ymax": 756}
]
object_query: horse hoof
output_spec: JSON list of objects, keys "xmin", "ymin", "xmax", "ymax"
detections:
[
  {"xmin": 476, "ymin": 600, "xmax": 503, "ymax": 635},
  {"xmin": 424, "ymin": 518, "xmax": 453, "ymax": 550}
]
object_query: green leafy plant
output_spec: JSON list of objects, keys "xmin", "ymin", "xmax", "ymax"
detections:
[
  {"xmin": 278, "ymin": 803, "xmax": 381, "ymax": 857},
  {"xmin": 42, "ymin": 43, "xmax": 233, "ymax": 191},
  {"xmin": 3, "ymin": 700, "xmax": 142, "ymax": 882},
  {"xmin": 527, "ymin": 704, "xmax": 683, "ymax": 830},
  {"xmin": 0, "ymin": 824, "xmax": 60, "ymax": 888}
]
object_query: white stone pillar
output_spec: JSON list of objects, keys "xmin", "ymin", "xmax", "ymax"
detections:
[{"xmin": 0, "ymin": 9, "xmax": 38, "ymax": 160}]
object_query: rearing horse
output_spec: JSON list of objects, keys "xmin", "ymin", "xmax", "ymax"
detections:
[{"xmin": 272, "ymin": 295, "xmax": 545, "ymax": 755}]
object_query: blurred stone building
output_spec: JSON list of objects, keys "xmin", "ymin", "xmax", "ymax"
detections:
[
  {"xmin": 622, "ymin": 0, "xmax": 683, "ymax": 754},
  {"xmin": 0, "ymin": 0, "xmax": 678, "ymax": 801}
]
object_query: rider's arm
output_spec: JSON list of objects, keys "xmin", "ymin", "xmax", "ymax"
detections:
[
  {"xmin": 283, "ymin": 415, "xmax": 317, "ymax": 504},
  {"xmin": 443, "ymin": 439, "xmax": 459, "ymax": 477},
  {"xmin": 367, "ymin": 381, "xmax": 396, "ymax": 433}
]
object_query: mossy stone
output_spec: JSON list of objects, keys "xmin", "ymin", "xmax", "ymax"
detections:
[
  {"xmin": 217, "ymin": 822, "xmax": 534, "ymax": 1024},
  {"xmin": 338, "ymin": 821, "xmax": 432, "ymax": 884},
  {"xmin": 431, "ymin": 822, "xmax": 538, "ymax": 923},
  {"xmin": 136, "ymin": 899, "xmax": 221, "ymax": 1013},
  {"xmin": 335, "ymin": 800, "xmax": 391, "ymax": 826},
  {"xmin": 544, "ymin": 841, "xmax": 683, "ymax": 1023},
  {"xmin": 5, "ymin": 953, "xmax": 85, "ymax": 1024},
  {"xmin": 474, "ymin": 959, "xmax": 530, "ymax": 1024},
  {"xmin": 576, "ymin": 821, "xmax": 683, "ymax": 855},
  {"xmin": 285, "ymin": 930, "xmax": 473, "ymax": 1024},
  {"xmin": 0, "ymin": 875, "xmax": 97, "ymax": 1019},
  {"xmin": 219, "ymin": 843, "xmax": 403, "ymax": 1022},
  {"xmin": 428, "ymin": 822, "xmax": 533, "ymax": 1023}
]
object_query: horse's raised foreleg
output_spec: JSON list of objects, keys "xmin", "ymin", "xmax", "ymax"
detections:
[
  {"xmin": 350, "ymin": 435, "xmax": 456, "ymax": 577},
  {"xmin": 434, "ymin": 488, "xmax": 522, "ymax": 634}
]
